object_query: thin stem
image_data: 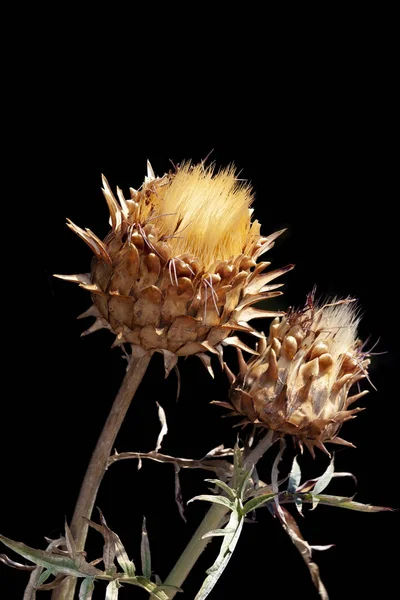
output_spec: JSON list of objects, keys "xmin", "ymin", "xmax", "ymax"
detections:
[
  {"xmin": 163, "ymin": 431, "xmax": 275, "ymax": 599},
  {"xmin": 51, "ymin": 352, "xmax": 152, "ymax": 600}
]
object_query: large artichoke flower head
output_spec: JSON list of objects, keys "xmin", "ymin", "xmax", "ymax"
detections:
[
  {"xmin": 56, "ymin": 161, "xmax": 292, "ymax": 375},
  {"xmin": 223, "ymin": 295, "xmax": 371, "ymax": 455}
]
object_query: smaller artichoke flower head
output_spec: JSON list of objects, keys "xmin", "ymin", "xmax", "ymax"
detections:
[
  {"xmin": 56, "ymin": 161, "xmax": 293, "ymax": 376},
  {"xmin": 223, "ymin": 296, "xmax": 371, "ymax": 455}
]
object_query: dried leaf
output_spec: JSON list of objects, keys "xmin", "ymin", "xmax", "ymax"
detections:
[
  {"xmin": 97, "ymin": 509, "xmax": 117, "ymax": 573},
  {"xmin": 0, "ymin": 553, "xmax": 35, "ymax": 571},
  {"xmin": 277, "ymin": 507, "xmax": 329, "ymax": 600},
  {"xmin": 155, "ymin": 402, "xmax": 168, "ymax": 452}
]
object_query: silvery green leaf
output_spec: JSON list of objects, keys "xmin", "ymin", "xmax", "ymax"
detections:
[
  {"xmin": 79, "ymin": 577, "xmax": 95, "ymax": 600},
  {"xmin": 194, "ymin": 505, "xmax": 244, "ymax": 600},
  {"xmin": 105, "ymin": 580, "xmax": 121, "ymax": 599},
  {"xmin": 204, "ymin": 479, "xmax": 236, "ymax": 500},
  {"xmin": 309, "ymin": 494, "xmax": 393, "ymax": 512},
  {"xmin": 114, "ymin": 534, "xmax": 135, "ymax": 577},
  {"xmin": 287, "ymin": 456, "xmax": 302, "ymax": 494},
  {"xmin": 313, "ymin": 455, "xmax": 335, "ymax": 495},
  {"xmin": 140, "ymin": 517, "xmax": 151, "ymax": 580},
  {"xmin": 37, "ymin": 568, "xmax": 55, "ymax": 586},
  {"xmin": 187, "ymin": 495, "xmax": 234, "ymax": 511},
  {"xmin": 0, "ymin": 534, "xmax": 102, "ymax": 579},
  {"xmin": 201, "ymin": 528, "xmax": 236, "ymax": 539},
  {"xmin": 242, "ymin": 492, "xmax": 276, "ymax": 515},
  {"xmin": 237, "ymin": 466, "xmax": 255, "ymax": 500}
]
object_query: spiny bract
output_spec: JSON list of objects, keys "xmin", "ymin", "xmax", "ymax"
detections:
[
  {"xmin": 219, "ymin": 296, "xmax": 371, "ymax": 455},
  {"xmin": 56, "ymin": 161, "xmax": 293, "ymax": 376}
]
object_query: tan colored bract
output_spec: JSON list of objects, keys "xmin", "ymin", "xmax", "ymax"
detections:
[
  {"xmin": 222, "ymin": 298, "xmax": 370, "ymax": 455},
  {"xmin": 55, "ymin": 161, "xmax": 293, "ymax": 376}
]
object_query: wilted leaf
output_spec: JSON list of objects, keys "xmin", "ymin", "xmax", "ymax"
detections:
[
  {"xmin": 155, "ymin": 402, "xmax": 168, "ymax": 452},
  {"xmin": 98, "ymin": 510, "xmax": 117, "ymax": 573},
  {"xmin": 140, "ymin": 517, "xmax": 151, "ymax": 580},
  {"xmin": 0, "ymin": 553, "xmax": 35, "ymax": 571},
  {"xmin": 64, "ymin": 522, "xmax": 77, "ymax": 560},
  {"xmin": 277, "ymin": 507, "xmax": 329, "ymax": 600}
]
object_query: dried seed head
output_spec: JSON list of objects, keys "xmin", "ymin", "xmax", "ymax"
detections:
[
  {"xmin": 223, "ymin": 296, "xmax": 371, "ymax": 455},
  {"xmin": 55, "ymin": 161, "xmax": 293, "ymax": 375}
]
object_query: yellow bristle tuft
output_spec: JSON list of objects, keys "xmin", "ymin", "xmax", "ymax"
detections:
[{"xmin": 154, "ymin": 163, "xmax": 254, "ymax": 271}]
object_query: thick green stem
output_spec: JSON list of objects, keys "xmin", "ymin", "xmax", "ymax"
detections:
[
  {"xmin": 163, "ymin": 503, "xmax": 229, "ymax": 599},
  {"xmin": 50, "ymin": 352, "xmax": 151, "ymax": 600},
  {"xmin": 163, "ymin": 431, "xmax": 275, "ymax": 599}
]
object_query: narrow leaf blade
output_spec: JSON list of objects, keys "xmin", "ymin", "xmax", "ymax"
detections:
[{"xmin": 140, "ymin": 517, "xmax": 151, "ymax": 580}]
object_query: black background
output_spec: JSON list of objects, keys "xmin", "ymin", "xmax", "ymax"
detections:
[{"xmin": 1, "ymin": 20, "xmax": 398, "ymax": 600}]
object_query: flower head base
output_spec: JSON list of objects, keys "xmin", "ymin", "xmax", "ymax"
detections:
[
  {"xmin": 55, "ymin": 161, "xmax": 293, "ymax": 375},
  {"xmin": 222, "ymin": 296, "xmax": 371, "ymax": 456}
]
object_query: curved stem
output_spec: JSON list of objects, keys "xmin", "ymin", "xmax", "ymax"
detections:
[
  {"xmin": 163, "ymin": 431, "xmax": 275, "ymax": 599},
  {"xmin": 51, "ymin": 352, "xmax": 152, "ymax": 600}
]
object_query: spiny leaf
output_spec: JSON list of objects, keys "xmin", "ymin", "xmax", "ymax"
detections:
[
  {"xmin": 306, "ymin": 494, "xmax": 394, "ymax": 512},
  {"xmin": 79, "ymin": 577, "xmax": 95, "ymax": 599},
  {"xmin": 0, "ymin": 534, "xmax": 102, "ymax": 578},
  {"xmin": 194, "ymin": 505, "xmax": 244, "ymax": 600},
  {"xmin": 242, "ymin": 493, "xmax": 276, "ymax": 515},
  {"xmin": 140, "ymin": 517, "xmax": 151, "ymax": 580},
  {"xmin": 187, "ymin": 495, "xmax": 234, "ymax": 511},
  {"xmin": 204, "ymin": 479, "xmax": 236, "ymax": 500}
]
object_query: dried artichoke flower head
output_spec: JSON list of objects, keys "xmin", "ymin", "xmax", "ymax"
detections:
[
  {"xmin": 224, "ymin": 296, "xmax": 371, "ymax": 455},
  {"xmin": 56, "ymin": 161, "xmax": 293, "ymax": 375}
]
